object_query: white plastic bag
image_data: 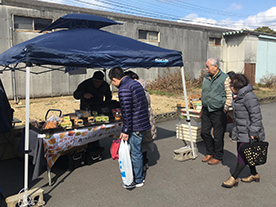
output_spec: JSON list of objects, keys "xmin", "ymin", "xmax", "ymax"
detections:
[{"xmin": 118, "ymin": 140, "xmax": 133, "ymax": 185}]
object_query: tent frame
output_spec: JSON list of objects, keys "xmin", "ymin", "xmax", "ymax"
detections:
[
  {"xmin": 0, "ymin": 12, "xmax": 194, "ymax": 205},
  {"xmin": 18, "ymin": 64, "xmax": 195, "ymax": 204}
]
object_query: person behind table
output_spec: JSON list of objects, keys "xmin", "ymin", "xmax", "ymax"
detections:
[
  {"xmin": 124, "ymin": 70, "xmax": 157, "ymax": 174},
  {"xmin": 73, "ymin": 71, "xmax": 112, "ymax": 110},
  {"xmin": 222, "ymin": 73, "xmax": 265, "ymax": 188},
  {"xmin": 201, "ymin": 57, "xmax": 232, "ymax": 165},
  {"xmin": 73, "ymin": 71, "xmax": 112, "ymax": 157},
  {"xmin": 108, "ymin": 66, "xmax": 151, "ymax": 189}
]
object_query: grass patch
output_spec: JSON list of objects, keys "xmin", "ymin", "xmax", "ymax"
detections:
[
  {"xmin": 149, "ymin": 89, "xmax": 174, "ymax": 96},
  {"xmin": 254, "ymin": 88, "xmax": 276, "ymax": 99}
]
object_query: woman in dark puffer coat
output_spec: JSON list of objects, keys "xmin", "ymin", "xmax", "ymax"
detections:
[{"xmin": 222, "ymin": 73, "xmax": 265, "ymax": 188}]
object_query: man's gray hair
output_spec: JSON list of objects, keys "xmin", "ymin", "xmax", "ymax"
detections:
[{"xmin": 208, "ymin": 57, "xmax": 220, "ymax": 68}]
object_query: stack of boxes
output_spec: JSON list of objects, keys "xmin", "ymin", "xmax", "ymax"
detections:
[
  {"xmin": 175, "ymin": 124, "xmax": 202, "ymax": 143},
  {"xmin": 176, "ymin": 94, "xmax": 202, "ymax": 143}
]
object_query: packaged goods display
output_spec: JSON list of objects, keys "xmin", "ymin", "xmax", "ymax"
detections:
[
  {"xmin": 88, "ymin": 116, "xmax": 95, "ymax": 124},
  {"xmin": 30, "ymin": 103, "xmax": 121, "ymax": 133},
  {"xmin": 74, "ymin": 118, "xmax": 84, "ymax": 126},
  {"xmin": 112, "ymin": 108, "xmax": 122, "ymax": 121},
  {"xmin": 95, "ymin": 116, "xmax": 109, "ymax": 123}
]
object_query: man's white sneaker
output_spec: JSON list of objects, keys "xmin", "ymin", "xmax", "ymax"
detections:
[{"xmin": 122, "ymin": 182, "xmax": 144, "ymax": 189}]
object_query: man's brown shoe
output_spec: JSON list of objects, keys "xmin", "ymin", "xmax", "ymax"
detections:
[
  {"xmin": 201, "ymin": 155, "xmax": 213, "ymax": 162},
  {"xmin": 208, "ymin": 158, "xmax": 221, "ymax": 165}
]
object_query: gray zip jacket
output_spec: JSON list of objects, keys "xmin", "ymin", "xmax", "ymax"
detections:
[{"xmin": 231, "ymin": 84, "xmax": 265, "ymax": 143}]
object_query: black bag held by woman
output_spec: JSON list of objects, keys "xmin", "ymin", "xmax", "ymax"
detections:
[{"xmin": 241, "ymin": 138, "xmax": 269, "ymax": 166}]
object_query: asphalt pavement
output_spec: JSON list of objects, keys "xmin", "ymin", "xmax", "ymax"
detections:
[{"xmin": 1, "ymin": 102, "xmax": 276, "ymax": 207}]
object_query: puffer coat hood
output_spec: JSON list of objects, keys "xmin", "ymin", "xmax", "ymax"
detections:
[{"xmin": 231, "ymin": 84, "xmax": 265, "ymax": 142}]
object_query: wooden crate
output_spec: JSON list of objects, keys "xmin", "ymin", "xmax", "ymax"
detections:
[{"xmin": 176, "ymin": 124, "xmax": 203, "ymax": 143}]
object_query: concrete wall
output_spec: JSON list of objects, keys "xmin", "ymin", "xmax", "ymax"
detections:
[{"xmin": 0, "ymin": 0, "xmax": 227, "ymax": 99}]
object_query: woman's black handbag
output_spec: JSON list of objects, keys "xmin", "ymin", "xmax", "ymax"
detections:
[{"xmin": 241, "ymin": 138, "xmax": 269, "ymax": 166}]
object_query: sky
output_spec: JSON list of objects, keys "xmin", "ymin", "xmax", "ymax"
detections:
[{"xmin": 39, "ymin": 0, "xmax": 276, "ymax": 30}]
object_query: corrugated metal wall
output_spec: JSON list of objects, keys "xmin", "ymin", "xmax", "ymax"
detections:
[
  {"xmin": 256, "ymin": 36, "xmax": 276, "ymax": 83},
  {"xmin": 222, "ymin": 34, "xmax": 258, "ymax": 77},
  {"xmin": 222, "ymin": 35, "xmax": 246, "ymax": 73}
]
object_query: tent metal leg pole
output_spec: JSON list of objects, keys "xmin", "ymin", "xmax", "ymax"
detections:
[
  {"xmin": 23, "ymin": 66, "xmax": 30, "ymax": 205},
  {"xmin": 47, "ymin": 166, "xmax": 52, "ymax": 186},
  {"xmin": 180, "ymin": 66, "xmax": 196, "ymax": 159}
]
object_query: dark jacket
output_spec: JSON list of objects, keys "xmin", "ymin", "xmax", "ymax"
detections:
[
  {"xmin": 0, "ymin": 79, "xmax": 14, "ymax": 133},
  {"xmin": 73, "ymin": 78, "xmax": 112, "ymax": 110},
  {"xmin": 118, "ymin": 76, "xmax": 151, "ymax": 134},
  {"xmin": 201, "ymin": 70, "xmax": 229, "ymax": 112},
  {"xmin": 231, "ymin": 84, "xmax": 265, "ymax": 143}
]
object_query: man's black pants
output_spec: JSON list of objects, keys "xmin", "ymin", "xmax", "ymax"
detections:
[{"xmin": 201, "ymin": 108, "xmax": 227, "ymax": 161}]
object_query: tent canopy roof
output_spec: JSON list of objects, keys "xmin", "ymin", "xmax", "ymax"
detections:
[
  {"xmin": 39, "ymin": 13, "xmax": 122, "ymax": 32},
  {"xmin": 0, "ymin": 28, "xmax": 183, "ymax": 69}
]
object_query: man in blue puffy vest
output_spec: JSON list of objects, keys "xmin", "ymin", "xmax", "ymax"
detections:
[
  {"xmin": 108, "ymin": 66, "xmax": 151, "ymax": 189},
  {"xmin": 201, "ymin": 58, "xmax": 232, "ymax": 165}
]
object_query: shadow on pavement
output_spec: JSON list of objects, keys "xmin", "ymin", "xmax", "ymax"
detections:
[{"xmin": 155, "ymin": 126, "xmax": 176, "ymax": 140}]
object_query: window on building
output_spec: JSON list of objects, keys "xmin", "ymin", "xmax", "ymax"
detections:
[
  {"xmin": 14, "ymin": 16, "xmax": 52, "ymax": 31},
  {"xmin": 209, "ymin": 37, "xmax": 221, "ymax": 46},
  {"xmin": 138, "ymin": 30, "xmax": 159, "ymax": 43}
]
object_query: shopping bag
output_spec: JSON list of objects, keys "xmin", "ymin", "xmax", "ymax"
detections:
[
  {"xmin": 241, "ymin": 139, "xmax": 269, "ymax": 166},
  {"xmin": 110, "ymin": 138, "xmax": 121, "ymax": 160},
  {"xmin": 118, "ymin": 140, "xmax": 133, "ymax": 185}
]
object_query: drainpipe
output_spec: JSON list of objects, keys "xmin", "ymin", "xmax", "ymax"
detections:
[{"xmin": 10, "ymin": 15, "xmax": 20, "ymax": 103}]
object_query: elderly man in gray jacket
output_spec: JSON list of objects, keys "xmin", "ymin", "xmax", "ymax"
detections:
[{"xmin": 201, "ymin": 58, "xmax": 232, "ymax": 165}]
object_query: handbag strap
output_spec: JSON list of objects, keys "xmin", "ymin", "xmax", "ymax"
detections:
[{"xmin": 250, "ymin": 137, "xmax": 260, "ymax": 144}]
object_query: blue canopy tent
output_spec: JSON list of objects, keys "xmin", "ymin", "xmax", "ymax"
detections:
[
  {"xmin": 0, "ymin": 28, "xmax": 183, "ymax": 68},
  {"xmin": 39, "ymin": 13, "xmax": 123, "ymax": 32},
  {"xmin": 0, "ymin": 25, "xmax": 194, "ymax": 205}
]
